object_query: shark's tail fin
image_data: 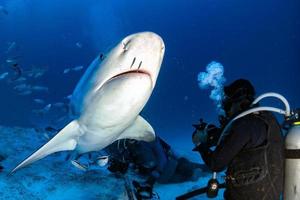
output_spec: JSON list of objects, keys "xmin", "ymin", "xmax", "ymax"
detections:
[{"xmin": 11, "ymin": 120, "xmax": 82, "ymax": 173}]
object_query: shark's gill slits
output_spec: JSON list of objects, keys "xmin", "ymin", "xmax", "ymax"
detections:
[
  {"xmin": 130, "ymin": 57, "xmax": 136, "ymax": 68},
  {"xmin": 138, "ymin": 61, "xmax": 142, "ymax": 70}
]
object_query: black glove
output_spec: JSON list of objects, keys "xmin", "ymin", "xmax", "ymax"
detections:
[
  {"xmin": 192, "ymin": 142, "xmax": 209, "ymax": 153},
  {"xmin": 192, "ymin": 119, "xmax": 209, "ymax": 145},
  {"xmin": 192, "ymin": 119, "xmax": 221, "ymax": 148},
  {"xmin": 132, "ymin": 180, "xmax": 153, "ymax": 199},
  {"xmin": 206, "ymin": 125, "xmax": 222, "ymax": 147},
  {"xmin": 107, "ymin": 159, "xmax": 129, "ymax": 174}
]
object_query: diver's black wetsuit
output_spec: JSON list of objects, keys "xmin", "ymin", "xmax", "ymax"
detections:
[{"xmin": 195, "ymin": 112, "xmax": 284, "ymax": 200}]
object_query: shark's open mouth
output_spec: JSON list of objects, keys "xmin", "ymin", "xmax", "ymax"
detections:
[
  {"xmin": 95, "ymin": 70, "xmax": 152, "ymax": 92},
  {"xmin": 108, "ymin": 70, "xmax": 151, "ymax": 82}
]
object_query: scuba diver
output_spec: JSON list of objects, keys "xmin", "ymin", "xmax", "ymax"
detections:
[
  {"xmin": 105, "ymin": 136, "xmax": 210, "ymax": 199},
  {"xmin": 192, "ymin": 79, "xmax": 284, "ymax": 200}
]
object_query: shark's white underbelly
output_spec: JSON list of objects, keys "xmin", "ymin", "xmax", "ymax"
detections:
[{"xmin": 76, "ymin": 123, "xmax": 129, "ymax": 153}]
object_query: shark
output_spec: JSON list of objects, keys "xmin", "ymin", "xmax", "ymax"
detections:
[{"xmin": 12, "ymin": 32, "xmax": 165, "ymax": 173}]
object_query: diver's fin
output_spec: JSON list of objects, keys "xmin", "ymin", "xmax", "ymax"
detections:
[
  {"xmin": 118, "ymin": 115, "xmax": 155, "ymax": 142},
  {"xmin": 11, "ymin": 120, "xmax": 82, "ymax": 173}
]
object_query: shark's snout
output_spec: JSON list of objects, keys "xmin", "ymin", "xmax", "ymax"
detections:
[{"xmin": 121, "ymin": 32, "xmax": 165, "ymax": 52}]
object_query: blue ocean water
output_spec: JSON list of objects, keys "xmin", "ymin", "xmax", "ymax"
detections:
[
  {"xmin": 0, "ymin": 0, "xmax": 299, "ymax": 199},
  {"xmin": 0, "ymin": 0, "xmax": 299, "ymax": 131}
]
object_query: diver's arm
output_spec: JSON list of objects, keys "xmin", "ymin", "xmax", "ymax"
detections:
[{"xmin": 194, "ymin": 120, "xmax": 251, "ymax": 172}]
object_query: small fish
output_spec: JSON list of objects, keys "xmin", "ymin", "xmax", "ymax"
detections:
[
  {"xmin": 33, "ymin": 99, "xmax": 45, "ymax": 104},
  {"xmin": 75, "ymin": 42, "xmax": 82, "ymax": 48},
  {"xmin": 63, "ymin": 68, "xmax": 71, "ymax": 74},
  {"xmin": 6, "ymin": 59, "xmax": 16, "ymax": 64},
  {"xmin": 18, "ymin": 90, "xmax": 32, "ymax": 96},
  {"xmin": 33, "ymin": 72, "xmax": 44, "ymax": 78},
  {"xmin": 64, "ymin": 94, "xmax": 72, "ymax": 100},
  {"xmin": 72, "ymin": 66, "xmax": 84, "ymax": 72},
  {"xmin": 53, "ymin": 102, "xmax": 65, "ymax": 107},
  {"xmin": 96, "ymin": 156, "xmax": 109, "ymax": 167},
  {"xmin": 14, "ymin": 83, "xmax": 30, "ymax": 91},
  {"xmin": 14, "ymin": 77, "xmax": 27, "ymax": 83},
  {"xmin": 32, "ymin": 104, "xmax": 51, "ymax": 115},
  {"xmin": 0, "ymin": 72, "xmax": 9, "ymax": 80},
  {"xmin": 24, "ymin": 66, "xmax": 47, "ymax": 79},
  {"xmin": 43, "ymin": 133, "xmax": 50, "ymax": 140},
  {"xmin": 10, "ymin": 63, "xmax": 22, "ymax": 81},
  {"xmin": 71, "ymin": 160, "xmax": 88, "ymax": 171},
  {"xmin": 43, "ymin": 104, "xmax": 52, "ymax": 112},
  {"xmin": 31, "ymin": 86, "xmax": 49, "ymax": 92},
  {"xmin": 6, "ymin": 55, "xmax": 20, "ymax": 63},
  {"xmin": 6, "ymin": 41, "xmax": 16, "ymax": 53}
]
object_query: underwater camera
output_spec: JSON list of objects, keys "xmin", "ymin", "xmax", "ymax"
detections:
[{"xmin": 178, "ymin": 92, "xmax": 300, "ymax": 200}]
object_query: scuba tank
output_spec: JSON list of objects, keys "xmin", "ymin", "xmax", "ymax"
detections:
[{"xmin": 284, "ymin": 109, "xmax": 300, "ymax": 200}]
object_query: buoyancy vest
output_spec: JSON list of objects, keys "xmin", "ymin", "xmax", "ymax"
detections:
[{"xmin": 225, "ymin": 112, "xmax": 284, "ymax": 200}]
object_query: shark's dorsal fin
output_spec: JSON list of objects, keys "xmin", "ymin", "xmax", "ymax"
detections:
[
  {"xmin": 118, "ymin": 115, "xmax": 155, "ymax": 142},
  {"xmin": 11, "ymin": 120, "xmax": 82, "ymax": 173}
]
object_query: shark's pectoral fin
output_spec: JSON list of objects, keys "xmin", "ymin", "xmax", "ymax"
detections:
[
  {"xmin": 118, "ymin": 115, "xmax": 155, "ymax": 142},
  {"xmin": 11, "ymin": 120, "xmax": 82, "ymax": 173}
]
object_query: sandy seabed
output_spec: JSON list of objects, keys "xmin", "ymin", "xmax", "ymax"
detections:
[{"xmin": 0, "ymin": 126, "xmax": 224, "ymax": 200}]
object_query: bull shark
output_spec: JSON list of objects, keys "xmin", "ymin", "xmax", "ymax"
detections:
[{"xmin": 12, "ymin": 32, "xmax": 165, "ymax": 173}]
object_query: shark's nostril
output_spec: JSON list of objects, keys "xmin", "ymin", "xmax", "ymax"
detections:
[
  {"xmin": 122, "ymin": 42, "xmax": 128, "ymax": 51},
  {"xmin": 122, "ymin": 39, "xmax": 132, "ymax": 51}
]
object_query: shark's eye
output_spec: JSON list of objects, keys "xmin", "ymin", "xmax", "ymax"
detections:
[{"xmin": 99, "ymin": 53, "xmax": 105, "ymax": 61}]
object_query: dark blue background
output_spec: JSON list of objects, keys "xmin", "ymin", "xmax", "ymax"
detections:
[{"xmin": 0, "ymin": 0, "xmax": 299, "ymax": 139}]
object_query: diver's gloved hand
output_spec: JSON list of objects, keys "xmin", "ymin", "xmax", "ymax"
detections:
[
  {"xmin": 107, "ymin": 159, "xmax": 129, "ymax": 174},
  {"xmin": 192, "ymin": 119, "xmax": 208, "ymax": 145},
  {"xmin": 132, "ymin": 180, "xmax": 154, "ymax": 199},
  {"xmin": 192, "ymin": 119, "xmax": 221, "ymax": 148},
  {"xmin": 192, "ymin": 142, "xmax": 209, "ymax": 153},
  {"xmin": 206, "ymin": 125, "xmax": 221, "ymax": 147}
]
